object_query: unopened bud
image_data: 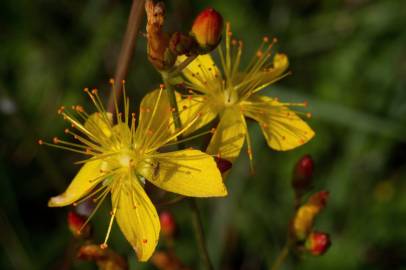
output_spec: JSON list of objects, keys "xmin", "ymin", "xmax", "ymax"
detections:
[
  {"xmin": 305, "ymin": 231, "xmax": 331, "ymax": 256},
  {"xmin": 67, "ymin": 211, "xmax": 90, "ymax": 238},
  {"xmin": 190, "ymin": 8, "xmax": 223, "ymax": 53},
  {"xmin": 292, "ymin": 154, "xmax": 314, "ymax": 193},
  {"xmin": 214, "ymin": 156, "xmax": 232, "ymax": 174},
  {"xmin": 159, "ymin": 211, "xmax": 176, "ymax": 238},
  {"xmin": 292, "ymin": 191, "xmax": 329, "ymax": 240},
  {"xmin": 308, "ymin": 191, "xmax": 329, "ymax": 208}
]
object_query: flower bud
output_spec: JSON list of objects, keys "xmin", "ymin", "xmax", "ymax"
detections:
[
  {"xmin": 190, "ymin": 8, "xmax": 223, "ymax": 52},
  {"xmin": 308, "ymin": 191, "xmax": 329, "ymax": 208},
  {"xmin": 292, "ymin": 191, "xmax": 329, "ymax": 240},
  {"xmin": 292, "ymin": 154, "xmax": 314, "ymax": 193},
  {"xmin": 67, "ymin": 211, "xmax": 90, "ymax": 238},
  {"xmin": 305, "ymin": 231, "xmax": 331, "ymax": 256},
  {"xmin": 159, "ymin": 211, "xmax": 176, "ymax": 238}
]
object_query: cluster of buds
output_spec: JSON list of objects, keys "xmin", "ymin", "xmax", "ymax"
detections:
[
  {"xmin": 289, "ymin": 155, "xmax": 331, "ymax": 256},
  {"xmin": 77, "ymin": 244, "xmax": 128, "ymax": 270},
  {"xmin": 145, "ymin": 0, "xmax": 223, "ymax": 71}
]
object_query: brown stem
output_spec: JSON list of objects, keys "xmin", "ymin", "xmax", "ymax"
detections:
[
  {"xmin": 107, "ymin": 0, "xmax": 146, "ymax": 113},
  {"xmin": 271, "ymin": 243, "xmax": 289, "ymax": 270}
]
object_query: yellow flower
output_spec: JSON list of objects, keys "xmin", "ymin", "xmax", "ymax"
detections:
[
  {"xmin": 42, "ymin": 81, "xmax": 227, "ymax": 261},
  {"xmin": 177, "ymin": 23, "xmax": 314, "ymax": 168}
]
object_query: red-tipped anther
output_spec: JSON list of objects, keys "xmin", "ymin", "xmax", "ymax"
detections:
[
  {"xmin": 38, "ymin": 139, "xmax": 43, "ymax": 145},
  {"xmin": 109, "ymin": 78, "xmax": 115, "ymax": 85},
  {"xmin": 159, "ymin": 211, "xmax": 176, "ymax": 238},
  {"xmin": 305, "ymin": 231, "xmax": 331, "ymax": 256},
  {"xmin": 159, "ymin": 84, "xmax": 165, "ymax": 89},
  {"xmin": 214, "ymin": 156, "xmax": 232, "ymax": 174},
  {"xmin": 53, "ymin": 137, "xmax": 59, "ymax": 144},
  {"xmin": 292, "ymin": 154, "xmax": 314, "ymax": 193},
  {"xmin": 191, "ymin": 8, "xmax": 223, "ymax": 50}
]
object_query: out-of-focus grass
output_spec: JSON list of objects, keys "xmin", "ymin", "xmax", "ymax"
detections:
[{"xmin": 1, "ymin": 0, "xmax": 405, "ymax": 269}]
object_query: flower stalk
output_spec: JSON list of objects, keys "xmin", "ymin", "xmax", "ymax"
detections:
[
  {"xmin": 162, "ymin": 72, "xmax": 214, "ymax": 270},
  {"xmin": 108, "ymin": 0, "xmax": 146, "ymax": 113}
]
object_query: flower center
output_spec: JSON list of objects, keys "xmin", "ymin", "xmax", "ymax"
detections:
[
  {"xmin": 223, "ymin": 88, "xmax": 239, "ymax": 106},
  {"xmin": 118, "ymin": 153, "xmax": 132, "ymax": 167}
]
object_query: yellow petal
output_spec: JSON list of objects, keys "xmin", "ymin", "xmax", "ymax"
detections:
[
  {"xmin": 112, "ymin": 177, "xmax": 160, "ymax": 262},
  {"xmin": 241, "ymin": 95, "xmax": 315, "ymax": 151},
  {"xmin": 178, "ymin": 95, "xmax": 218, "ymax": 135},
  {"xmin": 246, "ymin": 53, "xmax": 289, "ymax": 92},
  {"xmin": 142, "ymin": 149, "xmax": 227, "ymax": 197},
  {"xmin": 178, "ymin": 54, "xmax": 221, "ymax": 95},
  {"xmin": 48, "ymin": 160, "xmax": 103, "ymax": 207},
  {"xmin": 206, "ymin": 107, "xmax": 246, "ymax": 163},
  {"xmin": 84, "ymin": 112, "xmax": 113, "ymax": 138},
  {"xmin": 271, "ymin": 53, "xmax": 289, "ymax": 77},
  {"xmin": 136, "ymin": 89, "xmax": 176, "ymax": 150}
]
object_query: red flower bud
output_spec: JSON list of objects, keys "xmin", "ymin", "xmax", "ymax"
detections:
[
  {"xmin": 191, "ymin": 8, "xmax": 223, "ymax": 51},
  {"xmin": 159, "ymin": 211, "xmax": 176, "ymax": 238},
  {"xmin": 308, "ymin": 191, "xmax": 329, "ymax": 209},
  {"xmin": 305, "ymin": 231, "xmax": 331, "ymax": 256},
  {"xmin": 67, "ymin": 211, "xmax": 90, "ymax": 238},
  {"xmin": 292, "ymin": 155, "xmax": 314, "ymax": 193},
  {"xmin": 214, "ymin": 156, "xmax": 232, "ymax": 174}
]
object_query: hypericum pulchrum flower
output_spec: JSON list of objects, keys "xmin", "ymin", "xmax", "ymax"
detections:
[
  {"xmin": 40, "ymin": 80, "xmax": 227, "ymax": 261},
  {"xmin": 174, "ymin": 23, "xmax": 314, "ymax": 170}
]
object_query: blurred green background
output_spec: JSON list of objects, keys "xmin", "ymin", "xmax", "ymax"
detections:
[{"xmin": 1, "ymin": 0, "xmax": 406, "ymax": 269}]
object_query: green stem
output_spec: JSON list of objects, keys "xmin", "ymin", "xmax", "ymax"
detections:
[
  {"xmin": 168, "ymin": 55, "xmax": 197, "ymax": 77},
  {"xmin": 270, "ymin": 243, "xmax": 289, "ymax": 270},
  {"xmin": 189, "ymin": 199, "xmax": 214, "ymax": 270},
  {"xmin": 162, "ymin": 73, "xmax": 214, "ymax": 270}
]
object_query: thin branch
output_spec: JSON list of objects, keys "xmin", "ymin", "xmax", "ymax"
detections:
[
  {"xmin": 271, "ymin": 243, "xmax": 289, "ymax": 270},
  {"xmin": 108, "ymin": 0, "xmax": 146, "ymax": 113}
]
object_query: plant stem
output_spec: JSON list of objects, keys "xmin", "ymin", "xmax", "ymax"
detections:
[
  {"xmin": 168, "ymin": 55, "xmax": 197, "ymax": 77},
  {"xmin": 271, "ymin": 243, "xmax": 289, "ymax": 270},
  {"xmin": 162, "ymin": 74, "xmax": 214, "ymax": 270},
  {"xmin": 108, "ymin": 0, "xmax": 146, "ymax": 113},
  {"xmin": 189, "ymin": 199, "xmax": 214, "ymax": 270}
]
